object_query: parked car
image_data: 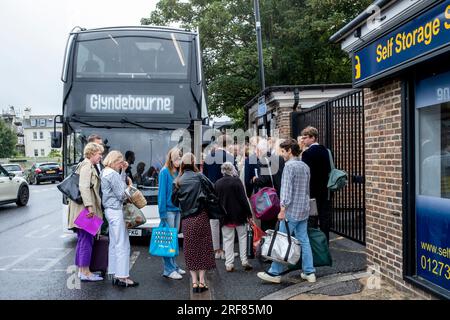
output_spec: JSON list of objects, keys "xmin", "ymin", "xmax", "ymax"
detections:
[
  {"xmin": 0, "ymin": 164, "xmax": 29, "ymax": 207},
  {"xmin": 2, "ymin": 164, "xmax": 25, "ymax": 177},
  {"xmin": 27, "ymin": 162, "xmax": 63, "ymax": 185}
]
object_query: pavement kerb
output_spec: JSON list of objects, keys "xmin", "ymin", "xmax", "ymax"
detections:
[{"xmin": 260, "ymin": 271, "xmax": 371, "ymax": 300}]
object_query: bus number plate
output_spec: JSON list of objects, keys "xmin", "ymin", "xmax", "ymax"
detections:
[{"xmin": 128, "ymin": 229, "xmax": 142, "ymax": 237}]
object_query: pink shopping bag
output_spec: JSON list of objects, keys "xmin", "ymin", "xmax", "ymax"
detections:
[{"xmin": 74, "ymin": 208, "xmax": 103, "ymax": 236}]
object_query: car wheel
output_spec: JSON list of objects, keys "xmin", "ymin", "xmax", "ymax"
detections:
[
  {"xmin": 16, "ymin": 185, "xmax": 29, "ymax": 206},
  {"xmin": 52, "ymin": 181, "xmax": 55, "ymax": 184},
  {"xmin": 34, "ymin": 177, "xmax": 40, "ymax": 185}
]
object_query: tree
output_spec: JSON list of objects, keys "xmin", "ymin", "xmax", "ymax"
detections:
[
  {"xmin": 142, "ymin": 0, "xmax": 371, "ymax": 127},
  {"xmin": 48, "ymin": 149, "xmax": 62, "ymax": 158},
  {"xmin": 0, "ymin": 119, "xmax": 17, "ymax": 158}
]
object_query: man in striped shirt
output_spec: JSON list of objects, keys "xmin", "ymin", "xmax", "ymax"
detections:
[{"xmin": 257, "ymin": 139, "xmax": 316, "ymax": 283}]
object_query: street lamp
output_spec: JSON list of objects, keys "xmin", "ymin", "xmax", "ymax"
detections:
[{"xmin": 254, "ymin": 0, "xmax": 269, "ymax": 137}]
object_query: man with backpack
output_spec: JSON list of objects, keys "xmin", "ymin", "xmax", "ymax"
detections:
[{"xmin": 299, "ymin": 126, "xmax": 332, "ymax": 242}]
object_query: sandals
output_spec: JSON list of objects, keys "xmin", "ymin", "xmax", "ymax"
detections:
[
  {"xmin": 192, "ymin": 282, "xmax": 209, "ymax": 293},
  {"xmin": 198, "ymin": 283, "xmax": 209, "ymax": 293}
]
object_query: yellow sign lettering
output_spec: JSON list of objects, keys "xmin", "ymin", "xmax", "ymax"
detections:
[
  {"xmin": 376, "ymin": 45, "xmax": 382, "ymax": 63},
  {"xmin": 445, "ymin": 5, "xmax": 450, "ymax": 29},
  {"xmin": 395, "ymin": 33, "xmax": 403, "ymax": 54},
  {"xmin": 432, "ymin": 18, "xmax": 440, "ymax": 37},
  {"xmin": 355, "ymin": 56, "xmax": 361, "ymax": 79}
]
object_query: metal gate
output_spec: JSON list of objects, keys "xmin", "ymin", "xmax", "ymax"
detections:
[{"xmin": 291, "ymin": 89, "xmax": 365, "ymax": 244}]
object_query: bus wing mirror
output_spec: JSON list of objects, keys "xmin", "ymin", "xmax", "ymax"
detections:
[{"xmin": 51, "ymin": 132, "xmax": 62, "ymax": 148}]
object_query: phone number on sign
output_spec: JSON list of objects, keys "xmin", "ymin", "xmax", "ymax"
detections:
[{"xmin": 420, "ymin": 255, "xmax": 450, "ymax": 280}]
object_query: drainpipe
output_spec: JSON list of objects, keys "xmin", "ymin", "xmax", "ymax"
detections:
[{"xmin": 293, "ymin": 88, "xmax": 299, "ymax": 111}]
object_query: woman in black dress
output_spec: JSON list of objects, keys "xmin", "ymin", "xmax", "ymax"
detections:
[{"xmin": 171, "ymin": 153, "xmax": 216, "ymax": 293}]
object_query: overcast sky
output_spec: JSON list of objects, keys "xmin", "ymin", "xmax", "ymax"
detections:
[{"xmin": 0, "ymin": 0, "xmax": 158, "ymax": 116}]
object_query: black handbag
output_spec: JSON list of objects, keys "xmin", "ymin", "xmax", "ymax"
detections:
[
  {"xmin": 200, "ymin": 176, "xmax": 227, "ymax": 220},
  {"xmin": 57, "ymin": 164, "xmax": 83, "ymax": 204}
]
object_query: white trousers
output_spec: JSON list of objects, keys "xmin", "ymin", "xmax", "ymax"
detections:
[
  {"xmin": 105, "ymin": 208, "xmax": 130, "ymax": 278},
  {"xmin": 222, "ymin": 224, "xmax": 248, "ymax": 267},
  {"xmin": 210, "ymin": 219, "xmax": 221, "ymax": 251}
]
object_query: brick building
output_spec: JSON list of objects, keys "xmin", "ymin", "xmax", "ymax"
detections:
[
  {"xmin": 331, "ymin": 0, "xmax": 450, "ymax": 299},
  {"xmin": 245, "ymin": 85, "xmax": 353, "ymax": 139}
]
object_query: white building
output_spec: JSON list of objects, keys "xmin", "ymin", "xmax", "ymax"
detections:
[{"xmin": 22, "ymin": 109, "xmax": 61, "ymax": 158}]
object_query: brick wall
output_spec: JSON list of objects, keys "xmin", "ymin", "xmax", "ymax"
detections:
[
  {"xmin": 364, "ymin": 79, "xmax": 433, "ymax": 299},
  {"xmin": 275, "ymin": 105, "xmax": 292, "ymax": 140}
]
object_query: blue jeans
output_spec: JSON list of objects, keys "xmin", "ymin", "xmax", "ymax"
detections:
[
  {"xmin": 268, "ymin": 219, "xmax": 316, "ymax": 275},
  {"xmin": 161, "ymin": 212, "xmax": 182, "ymax": 276}
]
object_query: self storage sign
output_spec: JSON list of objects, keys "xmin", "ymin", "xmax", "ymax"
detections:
[{"xmin": 353, "ymin": 1, "xmax": 450, "ymax": 86}]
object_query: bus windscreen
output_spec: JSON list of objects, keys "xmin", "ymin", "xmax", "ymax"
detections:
[{"xmin": 75, "ymin": 34, "xmax": 190, "ymax": 80}]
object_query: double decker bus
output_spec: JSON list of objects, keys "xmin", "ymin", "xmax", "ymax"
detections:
[{"xmin": 52, "ymin": 26, "xmax": 208, "ymax": 237}]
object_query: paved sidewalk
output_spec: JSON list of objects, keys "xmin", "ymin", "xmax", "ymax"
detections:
[{"xmin": 260, "ymin": 233, "xmax": 422, "ymax": 300}]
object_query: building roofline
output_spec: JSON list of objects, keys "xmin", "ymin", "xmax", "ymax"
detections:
[
  {"xmin": 244, "ymin": 84, "xmax": 353, "ymax": 108},
  {"xmin": 329, "ymin": 0, "xmax": 393, "ymax": 43}
]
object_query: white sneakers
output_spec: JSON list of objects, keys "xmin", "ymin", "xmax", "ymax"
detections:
[
  {"xmin": 165, "ymin": 271, "xmax": 183, "ymax": 280},
  {"xmin": 177, "ymin": 268, "xmax": 186, "ymax": 275},
  {"xmin": 257, "ymin": 272, "xmax": 281, "ymax": 284},
  {"xmin": 300, "ymin": 272, "xmax": 317, "ymax": 283},
  {"xmin": 257, "ymin": 272, "xmax": 317, "ymax": 284}
]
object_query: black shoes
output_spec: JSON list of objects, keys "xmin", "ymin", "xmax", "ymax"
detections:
[
  {"xmin": 112, "ymin": 278, "xmax": 139, "ymax": 287},
  {"xmin": 192, "ymin": 283, "xmax": 209, "ymax": 293}
]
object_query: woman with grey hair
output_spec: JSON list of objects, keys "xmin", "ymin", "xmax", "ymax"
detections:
[{"xmin": 215, "ymin": 162, "xmax": 253, "ymax": 272}]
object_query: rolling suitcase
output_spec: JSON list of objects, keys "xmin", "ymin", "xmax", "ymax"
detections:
[{"xmin": 90, "ymin": 235, "xmax": 109, "ymax": 277}]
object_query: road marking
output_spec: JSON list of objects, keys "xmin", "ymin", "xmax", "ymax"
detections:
[
  {"xmin": 24, "ymin": 225, "xmax": 60, "ymax": 238},
  {"xmin": 0, "ymin": 248, "xmax": 41, "ymax": 271},
  {"xmin": 129, "ymin": 251, "xmax": 140, "ymax": 270},
  {"xmin": 11, "ymin": 248, "xmax": 73, "ymax": 272}
]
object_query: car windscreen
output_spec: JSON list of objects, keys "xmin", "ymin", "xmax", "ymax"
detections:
[
  {"xmin": 4, "ymin": 165, "xmax": 21, "ymax": 172},
  {"xmin": 75, "ymin": 35, "xmax": 190, "ymax": 80}
]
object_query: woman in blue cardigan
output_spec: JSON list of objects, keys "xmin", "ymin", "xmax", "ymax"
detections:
[{"xmin": 157, "ymin": 148, "xmax": 185, "ymax": 280}]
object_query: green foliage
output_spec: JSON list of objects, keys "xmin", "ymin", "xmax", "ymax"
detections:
[
  {"xmin": 0, "ymin": 119, "xmax": 17, "ymax": 158},
  {"xmin": 142, "ymin": 0, "xmax": 371, "ymax": 125},
  {"xmin": 48, "ymin": 149, "xmax": 62, "ymax": 158}
]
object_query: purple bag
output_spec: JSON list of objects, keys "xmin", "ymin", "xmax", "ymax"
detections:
[
  {"xmin": 250, "ymin": 187, "xmax": 280, "ymax": 221},
  {"xmin": 250, "ymin": 157, "xmax": 280, "ymax": 221},
  {"xmin": 74, "ymin": 208, "xmax": 103, "ymax": 236}
]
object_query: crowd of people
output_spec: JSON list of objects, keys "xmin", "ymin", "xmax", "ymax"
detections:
[{"xmin": 67, "ymin": 126, "xmax": 333, "ymax": 290}]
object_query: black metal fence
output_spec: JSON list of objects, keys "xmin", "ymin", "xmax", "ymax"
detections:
[{"xmin": 291, "ymin": 89, "xmax": 365, "ymax": 244}]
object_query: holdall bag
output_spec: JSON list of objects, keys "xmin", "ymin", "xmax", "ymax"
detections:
[
  {"xmin": 126, "ymin": 186, "xmax": 147, "ymax": 209},
  {"xmin": 149, "ymin": 220, "xmax": 179, "ymax": 258},
  {"xmin": 285, "ymin": 227, "xmax": 332, "ymax": 273},
  {"xmin": 123, "ymin": 203, "xmax": 147, "ymax": 229},
  {"xmin": 57, "ymin": 164, "xmax": 82, "ymax": 204},
  {"xmin": 327, "ymin": 149, "xmax": 348, "ymax": 192},
  {"xmin": 260, "ymin": 220, "xmax": 301, "ymax": 265},
  {"xmin": 249, "ymin": 158, "xmax": 280, "ymax": 221}
]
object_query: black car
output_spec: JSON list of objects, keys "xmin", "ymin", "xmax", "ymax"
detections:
[{"xmin": 28, "ymin": 162, "xmax": 63, "ymax": 185}]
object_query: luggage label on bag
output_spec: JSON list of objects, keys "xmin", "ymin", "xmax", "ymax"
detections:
[{"xmin": 263, "ymin": 192, "xmax": 272, "ymax": 207}]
